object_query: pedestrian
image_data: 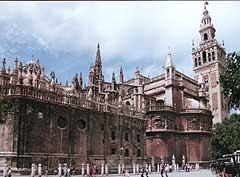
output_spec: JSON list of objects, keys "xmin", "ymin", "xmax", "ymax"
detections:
[
  {"xmin": 7, "ymin": 167, "xmax": 12, "ymax": 177},
  {"xmin": 164, "ymin": 164, "xmax": 168, "ymax": 177},
  {"xmin": 67, "ymin": 167, "xmax": 71, "ymax": 177},
  {"xmin": 145, "ymin": 167, "xmax": 148, "ymax": 177},
  {"xmin": 45, "ymin": 169, "xmax": 48, "ymax": 177},
  {"xmin": 160, "ymin": 164, "xmax": 164, "ymax": 177},
  {"xmin": 125, "ymin": 169, "xmax": 129, "ymax": 177}
]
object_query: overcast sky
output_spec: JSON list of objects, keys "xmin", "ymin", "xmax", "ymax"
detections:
[{"xmin": 0, "ymin": 1, "xmax": 239, "ymax": 84}]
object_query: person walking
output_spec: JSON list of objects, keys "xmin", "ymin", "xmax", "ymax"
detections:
[
  {"xmin": 160, "ymin": 164, "xmax": 164, "ymax": 177},
  {"xmin": 164, "ymin": 164, "xmax": 168, "ymax": 177},
  {"xmin": 7, "ymin": 167, "xmax": 12, "ymax": 177}
]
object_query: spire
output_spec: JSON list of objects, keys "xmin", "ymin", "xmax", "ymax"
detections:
[
  {"xmin": 119, "ymin": 65, "xmax": 124, "ymax": 83},
  {"xmin": 28, "ymin": 64, "xmax": 33, "ymax": 86},
  {"xmin": 1, "ymin": 58, "xmax": 6, "ymax": 75},
  {"xmin": 40, "ymin": 66, "xmax": 45, "ymax": 80},
  {"xmin": 18, "ymin": 61, "xmax": 23, "ymax": 85},
  {"xmin": 112, "ymin": 71, "xmax": 116, "ymax": 83},
  {"xmin": 72, "ymin": 73, "xmax": 79, "ymax": 90},
  {"xmin": 13, "ymin": 57, "xmax": 18, "ymax": 74},
  {"xmin": 95, "ymin": 43, "xmax": 102, "ymax": 66},
  {"xmin": 165, "ymin": 49, "xmax": 174, "ymax": 68},
  {"xmin": 79, "ymin": 72, "xmax": 83, "ymax": 89}
]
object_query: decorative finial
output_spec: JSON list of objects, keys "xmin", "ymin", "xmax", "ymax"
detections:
[
  {"xmin": 222, "ymin": 40, "xmax": 225, "ymax": 46},
  {"xmin": 192, "ymin": 40, "xmax": 195, "ymax": 46},
  {"xmin": 97, "ymin": 43, "xmax": 100, "ymax": 50},
  {"xmin": 204, "ymin": 1, "xmax": 209, "ymax": 10}
]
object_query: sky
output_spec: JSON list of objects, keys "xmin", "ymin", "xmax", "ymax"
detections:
[{"xmin": 0, "ymin": 1, "xmax": 239, "ymax": 85}]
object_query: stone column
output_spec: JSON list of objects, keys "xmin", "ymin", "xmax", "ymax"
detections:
[
  {"xmin": 3, "ymin": 163, "xmax": 7, "ymax": 177},
  {"xmin": 136, "ymin": 164, "xmax": 139, "ymax": 174},
  {"xmin": 196, "ymin": 163, "xmax": 199, "ymax": 170},
  {"xmin": 58, "ymin": 164, "xmax": 62, "ymax": 177},
  {"xmin": 121, "ymin": 164, "xmax": 125, "ymax": 174},
  {"xmin": 81, "ymin": 163, "xmax": 85, "ymax": 176},
  {"xmin": 31, "ymin": 163, "xmax": 36, "ymax": 177},
  {"xmin": 105, "ymin": 164, "xmax": 108, "ymax": 176},
  {"xmin": 157, "ymin": 164, "xmax": 160, "ymax": 173},
  {"xmin": 182, "ymin": 155, "xmax": 186, "ymax": 168},
  {"xmin": 101, "ymin": 164, "xmax": 104, "ymax": 175},
  {"xmin": 133, "ymin": 164, "xmax": 136, "ymax": 174},
  {"xmin": 176, "ymin": 164, "xmax": 179, "ymax": 171},
  {"xmin": 148, "ymin": 164, "xmax": 151, "ymax": 173},
  {"xmin": 172, "ymin": 154, "xmax": 176, "ymax": 171},
  {"xmin": 86, "ymin": 163, "xmax": 89, "ymax": 176},
  {"xmin": 38, "ymin": 164, "xmax": 42, "ymax": 177},
  {"xmin": 118, "ymin": 164, "xmax": 121, "ymax": 175}
]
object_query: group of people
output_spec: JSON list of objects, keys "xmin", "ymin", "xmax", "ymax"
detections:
[
  {"xmin": 160, "ymin": 164, "xmax": 169, "ymax": 177},
  {"xmin": 183, "ymin": 163, "xmax": 192, "ymax": 172},
  {"xmin": 139, "ymin": 164, "xmax": 172, "ymax": 177}
]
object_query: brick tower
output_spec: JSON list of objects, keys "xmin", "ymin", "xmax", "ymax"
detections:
[{"xmin": 192, "ymin": 1, "xmax": 228, "ymax": 124}]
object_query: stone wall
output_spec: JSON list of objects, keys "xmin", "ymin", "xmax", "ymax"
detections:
[{"xmin": 0, "ymin": 97, "xmax": 146, "ymax": 171}]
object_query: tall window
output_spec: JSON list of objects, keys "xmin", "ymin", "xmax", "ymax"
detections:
[
  {"xmin": 204, "ymin": 33, "xmax": 208, "ymax": 41},
  {"xmin": 137, "ymin": 134, "xmax": 140, "ymax": 142},
  {"xmin": 198, "ymin": 57, "xmax": 201, "ymax": 66},
  {"xmin": 111, "ymin": 131, "xmax": 116, "ymax": 140},
  {"xmin": 208, "ymin": 53, "xmax": 211, "ymax": 62},
  {"xmin": 137, "ymin": 149, "xmax": 141, "ymax": 157},
  {"xmin": 111, "ymin": 148, "xmax": 116, "ymax": 155},
  {"xmin": 195, "ymin": 58, "xmax": 198, "ymax": 67},
  {"xmin": 125, "ymin": 132, "xmax": 129, "ymax": 141},
  {"xmin": 202, "ymin": 51, "xmax": 207, "ymax": 63},
  {"xmin": 212, "ymin": 52, "xmax": 215, "ymax": 60},
  {"xmin": 125, "ymin": 149, "xmax": 129, "ymax": 157},
  {"xmin": 167, "ymin": 69, "xmax": 170, "ymax": 78}
]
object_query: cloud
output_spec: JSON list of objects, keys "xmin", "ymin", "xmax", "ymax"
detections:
[{"xmin": 0, "ymin": 1, "xmax": 239, "ymax": 83}]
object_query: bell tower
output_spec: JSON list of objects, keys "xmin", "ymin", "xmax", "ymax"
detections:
[{"xmin": 192, "ymin": 1, "xmax": 228, "ymax": 124}]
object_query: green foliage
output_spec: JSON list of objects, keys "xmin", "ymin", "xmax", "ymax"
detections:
[
  {"xmin": 211, "ymin": 113, "xmax": 240, "ymax": 159},
  {"xmin": 220, "ymin": 51, "xmax": 240, "ymax": 109}
]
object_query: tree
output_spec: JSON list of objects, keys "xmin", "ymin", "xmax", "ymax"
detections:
[
  {"xmin": 220, "ymin": 51, "xmax": 240, "ymax": 109},
  {"xmin": 211, "ymin": 113, "xmax": 240, "ymax": 159}
]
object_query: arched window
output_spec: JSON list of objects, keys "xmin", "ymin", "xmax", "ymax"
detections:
[
  {"xmin": 194, "ymin": 58, "xmax": 198, "ymax": 67},
  {"xmin": 212, "ymin": 52, "xmax": 215, "ymax": 60},
  {"xmin": 202, "ymin": 51, "xmax": 207, "ymax": 63},
  {"xmin": 126, "ymin": 101, "xmax": 131, "ymax": 110},
  {"xmin": 208, "ymin": 53, "xmax": 211, "ymax": 62},
  {"xmin": 204, "ymin": 33, "xmax": 208, "ymax": 41},
  {"xmin": 167, "ymin": 69, "xmax": 170, "ymax": 78}
]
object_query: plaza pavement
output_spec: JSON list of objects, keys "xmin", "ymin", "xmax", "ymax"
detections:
[{"xmin": 9, "ymin": 170, "xmax": 215, "ymax": 177}]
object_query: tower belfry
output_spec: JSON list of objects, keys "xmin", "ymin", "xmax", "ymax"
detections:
[{"xmin": 192, "ymin": 1, "xmax": 228, "ymax": 124}]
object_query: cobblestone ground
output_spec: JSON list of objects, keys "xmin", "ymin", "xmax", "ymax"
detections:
[{"xmin": 10, "ymin": 170, "xmax": 216, "ymax": 177}]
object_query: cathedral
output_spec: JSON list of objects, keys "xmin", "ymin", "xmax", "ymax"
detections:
[{"xmin": 0, "ymin": 2, "xmax": 228, "ymax": 173}]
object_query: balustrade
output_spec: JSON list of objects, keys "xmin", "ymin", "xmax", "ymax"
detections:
[{"xmin": 0, "ymin": 85, "xmax": 143, "ymax": 119}]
